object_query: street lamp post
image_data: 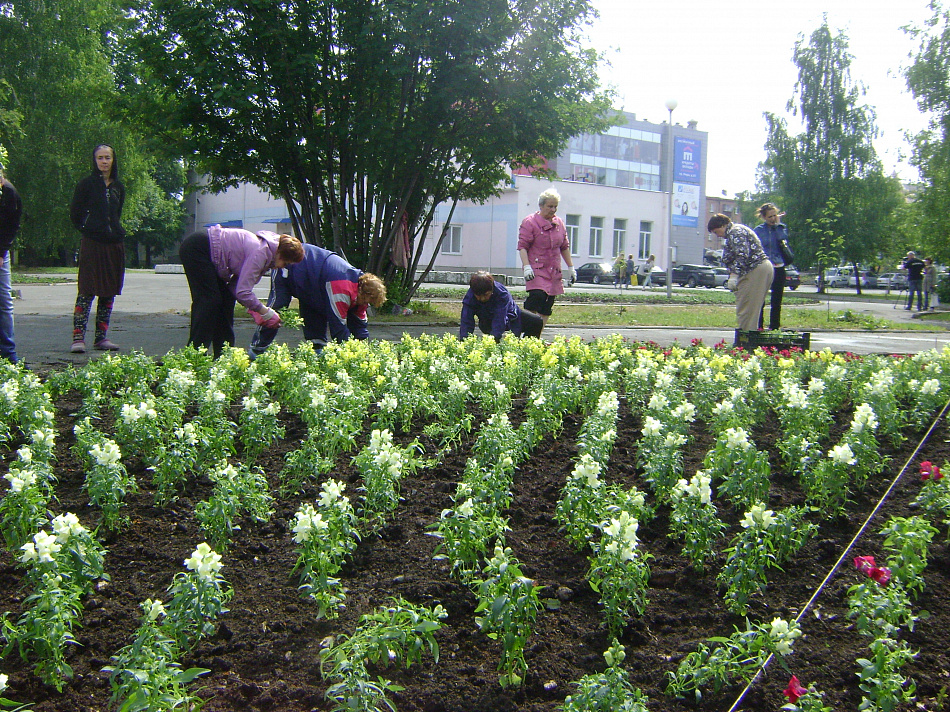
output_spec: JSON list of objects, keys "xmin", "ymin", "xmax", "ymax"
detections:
[{"xmin": 665, "ymin": 99, "xmax": 677, "ymax": 299}]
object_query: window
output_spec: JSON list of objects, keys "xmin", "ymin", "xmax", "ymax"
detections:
[
  {"xmin": 440, "ymin": 225, "xmax": 462, "ymax": 255},
  {"xmin": 638, "ymin": 221, "xmax": 652, "ymax": 259},
  {"xmin": 589, "ymin": 217, "xmax": 604, "ymax": 257},
  {"xmin": 612, "ymin": 219, "xmax": 627, "ymax": 257},
  {"xmin": 565, "ymin": 214, "xmax": 580, "ymax": 256}
]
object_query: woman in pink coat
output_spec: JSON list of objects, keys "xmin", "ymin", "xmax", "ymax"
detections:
[{"xmin": 517, "ymin": 188, "xmax": 576, "ymax": 333}]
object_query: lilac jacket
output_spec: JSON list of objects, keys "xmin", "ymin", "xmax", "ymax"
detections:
[
  {"xmin": 517, "ymin": 212, "xmax": 569, "ymax": 295},
  {"xmin": 208, "ymin": 225, "xmax": 279, "ymax": 311}
]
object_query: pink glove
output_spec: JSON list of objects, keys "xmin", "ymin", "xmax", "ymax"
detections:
[{"xmin": 250, "ymin": 308, "xmax": 281, "ymax": 329}]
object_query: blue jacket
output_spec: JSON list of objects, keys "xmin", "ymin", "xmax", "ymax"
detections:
[
  {"xmin": 753, "ymin": 222, "xmax": 789, "ymax": 266},
  {"xmin": 460, "ymin": 281, "xmax": 522, "ymax": 339},
  {"xmin": 271, "ymin": 243, "xmax": 369, "ymax": 341}
]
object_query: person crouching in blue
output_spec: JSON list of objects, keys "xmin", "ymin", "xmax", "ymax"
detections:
[
  {"xmin": 249, "ymin": 242, "xmax": 387, "ymax": 356},
  {"xmin": 460, "ymin": 271, "xmax": 543, "ymax": 340}
]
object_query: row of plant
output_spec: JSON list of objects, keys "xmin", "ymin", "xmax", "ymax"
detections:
[{"xmin": 3, "ymin": 337, "xmax": 950, "ymax": 709}]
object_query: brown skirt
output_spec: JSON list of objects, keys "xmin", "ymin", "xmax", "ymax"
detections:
[{"xmin": 77, "ymin": 237, "xmax": 125, "ymax": 297}]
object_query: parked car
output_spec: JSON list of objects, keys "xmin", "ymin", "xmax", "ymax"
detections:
[
  {"xmin": 573, "ymin": 262, "xmax": 613, "ymax": 284},
  {"xmin": 646, "ymin": 268, "xmax": 667, "ymax": 286},
  {"xmin": 712, "ymin": 267, "xmax": 730, "ymax": 288},
  {"xmin": 823, "ymin": 267, "xmax": 854, "ymax": 288},
  {"xmin": 785, "ymin": 268, "xmax": 801, "ymax": 290},
  {"xmin": 671, "ymin": 264, "xmax": 717, "ymax": 288},
  {"xmin": 876, "ymin": 272, "xmax": 908, "ymax": 290},
  {"xmin": 858, "ymin": 271, "xmax": 878, "ymax": 289}
]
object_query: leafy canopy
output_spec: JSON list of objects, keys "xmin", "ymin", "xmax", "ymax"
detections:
[{"xmin": 121, "ymin": 0, "xmax": 613, "ymax": 292}]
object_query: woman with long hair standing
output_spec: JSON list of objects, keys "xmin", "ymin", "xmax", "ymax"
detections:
[{"xmin": 69, "ymin": 144, "xmax": 126, "ymax": 352}]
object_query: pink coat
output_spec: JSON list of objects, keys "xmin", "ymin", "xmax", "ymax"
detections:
[{"xmin": 517, "ymin": 212, "xmax": 569, "ymax": 296}]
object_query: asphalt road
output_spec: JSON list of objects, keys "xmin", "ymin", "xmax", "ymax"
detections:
[{"xmin": 8, "ymin": 270, "xmax": 950, "ymax": 368}]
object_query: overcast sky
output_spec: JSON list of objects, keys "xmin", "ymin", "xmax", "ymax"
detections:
[{"xmin": 585, "ymin": 0, "xmax": 937, "ymax": 197}]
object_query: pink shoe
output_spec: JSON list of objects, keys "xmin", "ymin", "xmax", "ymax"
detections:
[
  {"xmin": 94, "ymin": 339, "xmax": 120, "ymax": 351},
  {"xmin": 70, "ymin": 341, "xmax": 85, "ymax": 354}
]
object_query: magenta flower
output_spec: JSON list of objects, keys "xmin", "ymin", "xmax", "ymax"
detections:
[
  {"xmin": 783, "ymin": 675, "xmax": 808, "ymax": 703},
  {"xmin": 921, "ymin": 461, "xmax": 943, "ymax": 481},
  {"xmin": 869, "ymin": 566, "xmax": 892, "ymax": 586},
  {"xmin": 854, "ymin": 555, "xmax": 876, "ymax": 574}
]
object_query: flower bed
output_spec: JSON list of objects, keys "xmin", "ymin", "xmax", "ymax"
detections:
[{"xmin": 0, "ymin": 338, "xmax": 949, "ymax": 711}]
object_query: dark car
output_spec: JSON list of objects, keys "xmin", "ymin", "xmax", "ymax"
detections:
[
  {"xmin": 671, "ymin": 264, "xmax": 717, "ymax": 288},
  {"xmin": 573, "ymin": 262, "xmax": 613, "ymax": 284},
  {"xmin": 647, "ymin": 268, "xmax": 666, "ymax": 286},
  {"xmin": 785, "ymin": 268, "xmax": 801, "ymax": 290}
]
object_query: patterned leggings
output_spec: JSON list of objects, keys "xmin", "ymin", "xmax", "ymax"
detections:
[{"xmin": 73, "ymin": 294, "xmax": 114, "ymax": 344}]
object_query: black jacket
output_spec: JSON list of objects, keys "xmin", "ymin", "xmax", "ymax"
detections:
[
  {"xmin": 0, "ymin": 178, "xmax": 22, "ymax": 253},
  {"xmin": 70, "ymin": 174, "xmax": 126, "ymax": 244}
]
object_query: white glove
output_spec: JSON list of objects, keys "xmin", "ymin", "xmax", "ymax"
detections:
[
  {"xmin": 568, "ymin": 267, "xmax": 577, "ymax": 282},
  {"xmin": 522, "ymin": 264, "xmax": 535, "ymax": 281},
  {"xmin": 726, "ymin": 276, "xmax": 738, "ymax": 292}
]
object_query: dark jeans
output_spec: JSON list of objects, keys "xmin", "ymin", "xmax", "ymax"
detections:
[
  {"xmin": 758, "ymin": 265, "xmax": 786, "ymax": 330},
  {"xmin": 179, "ymin": 230, "xmax": 236, "ymax": 358},
  {"xmin": 476, "ymin": 308, "xmax": 543, "ymax": 339},
  {"xmin": 907, "ymin": 279, "xmax": 923, "ymax": 310}
]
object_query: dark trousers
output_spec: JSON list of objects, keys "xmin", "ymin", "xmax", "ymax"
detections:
[
  {"xmin": 908, "ymin": 279, "xmax": 924, "ymax": 310},
  {"xmin": 251, "ymin": 297, "xmax": 331, "ymax": 355},
  {"xmin": 179, "ymin": 231, "xmax": 235, "ymax": 358},
  {"xmin": 476, "ymin": 308, "xmax": 543, "ymax": 339},
  {"xmin": 758, "ymin": 265, "xmax": 786, "ymax": 330}
]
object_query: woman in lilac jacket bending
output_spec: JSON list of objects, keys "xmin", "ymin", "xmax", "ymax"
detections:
[{"xmin": 179, "ymin": 225, "xmax": 303, "ymax": 358}]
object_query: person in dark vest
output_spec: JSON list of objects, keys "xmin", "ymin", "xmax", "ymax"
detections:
[{"xmin": 460, "ymin": 271, "xmax": 543, "ymax": 340}]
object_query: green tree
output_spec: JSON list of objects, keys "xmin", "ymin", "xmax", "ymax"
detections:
[
  {"xmin": 126, "ymin": 159, "xmax": 188, "ymax": 267},
  {"xmin": 0, "ymin": 0, "xmax": 156, "ymax": 264},
  {"xmin": 759, "ymin": 19, "xmax": 897, "ymax": 287},
  {"xmin": 120, "ymin": 0, "xmax": 613, "ymax": 296},
  {"xmin": 905, "ymin": 1, "xmax": 950, "ymax": 263}
]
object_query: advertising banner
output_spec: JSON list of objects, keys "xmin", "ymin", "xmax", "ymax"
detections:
[
  {"xmin": 673, "ymin": 137, "xmax": 702, "ymax": 183},
  {"xmin": 672, "ymin": 182, "xmax": 701, "ymax": 227}
]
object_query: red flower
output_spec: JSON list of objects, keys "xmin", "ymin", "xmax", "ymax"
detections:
[
  {"xmin": 869, "ymin": 566, "xmax": 891, "ymax": 586},
  {"xmin": 854, "ymin": 555, "xmax": 876, "ymax": 574},
  {"xmin": 921, "ymin": 461, "xmax": 943, "ymax": 481},
  {"xmin": 783, "ymin": 675, "xmax": 808, "ymax": 703}
]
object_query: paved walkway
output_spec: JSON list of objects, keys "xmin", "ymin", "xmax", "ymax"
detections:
[{"xmin": 9, "ymin": 271, "xmax": 950, "ymax": 367}]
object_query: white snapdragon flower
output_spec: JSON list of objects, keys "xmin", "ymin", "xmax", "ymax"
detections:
[
  {"xmin": 0, "ymin": 672, "xmax": 7, "ymax": 693},
  {"xmin": 4, "ymin": 469, "xmax": 35, "ymax": 492},
  {"xmin": 533, "ymin": 392, "xmax": 547, "ymax": 407},
  {"xmin": 311, "ymin": 391, "xmax": 327, "ymax": 409},
  {"xmin": 456, "ymin": 499, "xmax": 475, "ymax": 518},
  {"xmin": 293, "ymin": 505, "xmax": 328, "ymax": 543},
  {"xmin": 143, "ymin": 598, "xmax": 166, "ymax": 622},
  {"xmin": 712, "ymin": 399, "xmax": 735, "ymax": 416},
  {"xmin": 603, "ymin": 512, "xmax": 639, "ymax": 555},
  {"xmin": 493, "ymin": 381, "xmax": 508, "ymax": 397},
  {"xmin": 741, "ymin": 504, "xmax": 775, "ymax": 530},
  {"xmin": 785, "ymin": 386, "xmax": 809, "ymax": 409},
  {"xmin": 241, "ymin": 395, "xmax": 260, "ymax": 411},
  {"xmin": 807, "ymin": 378, "xmax": 826, "ymax": 395},
  {"xmin": 263, "ymin": 402, "xmax": 280, "ymax": 416},
  {"xmin": 922, "ymin": 378, "xmax": 940, "ymax": 396},
  {"xmin": 642, "ymin": 416, "xmax": 663, "ymax": 437},
  {"xmin": 600, "ymin": 428, "xmax": 616, "ymax": 443},
  {"xmin": 185, "ymin": 542, "xmax": 224, "ymax": 580},
  {"xmin": 0, "ymin": 380, "xmax": 19, "ymax": 406},
  {"xmin": 851, "ymin": 403, "xmax": 878, "ymax": 434},
  {"xmin": 165, "ymin": 368, "xmax": 197, "ymax": 392},
  {"xmin": 829, "ymin": 443, "xmax": 856, "ymax": 465},
  {"xmin": 724, "ymin": 427, "xmax": 751, "ymax": 451},
  {"xmin": 573, "ymin": 454, "xmax": 602, "ymax": 489},
  {"xmin": 596, "ymin": 391, "xmax": 619, "ymax": 417},
  {"xmin": 16, "ymin": 445, "xmax": 32, "ymax": 463},
  {"xmin": 32, "ymin": 427, "xmax": 56, "ymax": 447},
  {"xmin": 671, "ymin": 478, "xmax": 690, "ymax": 500},
  {"xmin": 51, "ymin": 512, "xmax": 86, "ymax": 543},
  {"xmin": 448, "ymin": 376, "xmax": 469, "ymax": 395},
  {"xmin": 647, "ymin": 392, "xmax": 670, "ymax": 411},
  {"xmin": 90, "ymin": 441, "xmax": 122, "ymax": 467},
  {"xmin": 566, "ymin": 365, "xmax": 583, "ymax": 382},
  {"xmin": 687, "ymin": 471, "xmax": 713, "ymax": 505},
  {"xmin": 319, "ymin": 479, "xmax": 346, "ymax": 507},
  {"xmin": 672, "ymin": 402, "xmax": 696, "ymax": 422},
  {"xmin": 769, "ymin": 617, "xmax": 802, "ymax": 655},
  {"xmin": 176, "ymin": 422, "xmax": 199, "ymax": 446},
  {"xmin": 663, "ymin": 432, "xmax": 686, "ymax": 448},
  {"xmin": 28, "ymin": 530, "xmax": 61, "ymax": 564},
  {"xmin": 654, "ymin": 371, "xmax": 675, "ymax": 389},
  {"xmin": 377, "ymin": 394, "xmax": 398, "ymax": 412}
]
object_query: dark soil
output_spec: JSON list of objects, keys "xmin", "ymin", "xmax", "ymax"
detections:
[{"xmin": 2, "ymin": 372, "xmax": 950, "ymax": 711}]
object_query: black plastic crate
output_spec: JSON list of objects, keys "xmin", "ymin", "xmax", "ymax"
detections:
[{"xmin": 734, "ymin": 329, "xmax": 811, "ymax": 351}]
